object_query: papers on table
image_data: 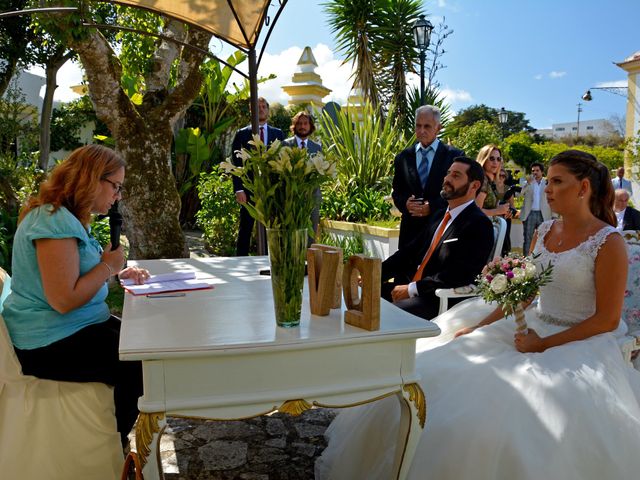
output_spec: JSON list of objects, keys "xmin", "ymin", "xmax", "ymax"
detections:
[{"xmin": 121, "ymin": 271, "xmax": 214, "ymax": 296}]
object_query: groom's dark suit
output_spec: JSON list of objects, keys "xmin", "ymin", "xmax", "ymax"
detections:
[
  {"xmin": 231, "ymin": 124, "xmax": 285, "ymax": 255},
  {"xmin": 382, "ymin": 202, "xmax": 493, "ymax": 320},
  {"xmin": 392, "ymin": 141, "xmax": 464, "ymax": 249},
  {"xmin": 623, "ymin": 206, "xmax": 640, "ymax": 231}
]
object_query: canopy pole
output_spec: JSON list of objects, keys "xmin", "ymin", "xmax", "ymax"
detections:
[{"xmin": 248, "ymin": 47, "xmax": 267, "ymax": 256}]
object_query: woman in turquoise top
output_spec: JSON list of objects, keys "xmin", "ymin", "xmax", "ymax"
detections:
[{"xmin": 3, "ymin": 144, "xmax": 149, "ymax": 448}]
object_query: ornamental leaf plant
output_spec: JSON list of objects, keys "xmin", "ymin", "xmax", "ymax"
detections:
[
  {"xmin": 221, "ymin": 136, "xmax": 336, "ymax": 232},
  {"xmin": 475, "ymin": 253, "xmax": 553, "ymax": 317}
]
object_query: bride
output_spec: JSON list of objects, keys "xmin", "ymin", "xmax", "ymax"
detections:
[{"xmin": 315, "ymin": 150, "xmax": 640, "ymax": 480}]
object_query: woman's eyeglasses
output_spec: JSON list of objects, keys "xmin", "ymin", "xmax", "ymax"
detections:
[
  {"xmin": 489, "ymin": 156, "xmax": 502, "ymax": 162},
  {"xmin": 101, "ymin": 178, "xmax": 123, "ymax": 195}
]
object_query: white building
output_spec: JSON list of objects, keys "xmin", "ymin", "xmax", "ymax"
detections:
[{"xmin": 536, "ymin": 118, "xmax": 616, "ymax": 139}]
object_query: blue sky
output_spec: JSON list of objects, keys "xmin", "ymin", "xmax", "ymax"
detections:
[
  {"xmin": 45, "ymin": 0, "xmax": 638, "ymax": 131},
  {"xmin": 249, "ymin": 0, "xmax": 638, "ymax": 130}
]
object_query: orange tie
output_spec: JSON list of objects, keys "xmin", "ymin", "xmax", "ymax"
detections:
[{"xmin": 413, "ymin": 211, "xmax": 452, "ymax": 281}]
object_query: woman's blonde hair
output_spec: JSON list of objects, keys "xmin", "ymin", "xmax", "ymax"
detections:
[
  {"xmin": 20, "ymin": 145, "xmax": 125, "ymax": 226},
  {"xmin": 476, "ymin": 144, "xmax": 502, "ymax": 170}
]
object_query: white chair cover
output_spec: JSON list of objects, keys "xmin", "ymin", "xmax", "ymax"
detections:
[{"xmin": 0, "ymin": 269, "xmax": 122, "ymax": 479}]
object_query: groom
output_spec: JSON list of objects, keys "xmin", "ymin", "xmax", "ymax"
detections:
[{"xmin": 381, "ymin": 156, "xmax": 494, "ymax": 320}]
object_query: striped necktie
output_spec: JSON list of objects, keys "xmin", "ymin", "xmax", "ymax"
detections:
[{"xmin": 418, "ymin": 147, "xmax": 431, "ymax": 187}]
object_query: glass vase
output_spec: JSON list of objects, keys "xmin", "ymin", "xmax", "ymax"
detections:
[{"xmin": 266, "ymin": 228, "xmax": 307, "ymax": 328}]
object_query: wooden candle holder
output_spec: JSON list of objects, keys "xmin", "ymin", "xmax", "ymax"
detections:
[
  {"xmin": 307, "ymin": 244, "xmax": 343, "ymax": 316},
  {"xmin": 342, "ymin": 255, "xmax": 381, "ymax": 331}
]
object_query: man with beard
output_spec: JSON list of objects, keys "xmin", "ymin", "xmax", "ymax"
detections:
[
  {"xmin": 283, "ymin": 111, "xmax": 322, "ymax": 240},
  {"xmin": 381, "ymin": 157, "xmax": 494, "ymax": 320},
  {"xmin": 231, "ymin": 97, "xmax": 285, "ymax": 255}
]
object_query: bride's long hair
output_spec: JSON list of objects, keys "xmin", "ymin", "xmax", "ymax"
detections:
[{"xmin": 549, "ymin": 150, "xmax": 616, "ymax": 227}]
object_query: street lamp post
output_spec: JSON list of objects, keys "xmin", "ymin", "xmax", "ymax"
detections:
[
  {"xmin": 412, "ymin": 14, "xmax": 434, "ymax": 106},
  {"xmin": 498, "ymin": 107, "xmax": 509, "ymax": 139}
]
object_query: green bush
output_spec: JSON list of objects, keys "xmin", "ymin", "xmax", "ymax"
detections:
[
  {"xmin": 196, "ymin": 166, "xmax": 239, "ymax": 256},
  {"xmin": 321, "ymin": 185, "xmax": 392, "ymax": 223},
  {"xmin": 0, "ymin": 208, "xmax": 18, "ymax": 274},
  {"xmin": 317, "ymin": 231, "xmax": 365, "ymax": 261}
]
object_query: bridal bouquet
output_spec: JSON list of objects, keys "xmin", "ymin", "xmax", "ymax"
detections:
[
  {"xmin": 220, "ymin": 136, "xmax": 335, "ymax": 231},
  {"xmin": 475, "ymin": 254, "xmax": 553, "ymax": 333}
]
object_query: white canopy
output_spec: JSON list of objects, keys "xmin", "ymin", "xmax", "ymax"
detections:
[{"xmin": 112, "ymin": 0, "xmax": 272, "ymax": 49}]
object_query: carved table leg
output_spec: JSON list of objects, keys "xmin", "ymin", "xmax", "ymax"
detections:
[
  {"xmin": 135, "ymin": 412, "xmax": 167, "ymax": 480},
  {"xmin": 393, "ymin": 383, "xmax": 426, "ymax": 480}
]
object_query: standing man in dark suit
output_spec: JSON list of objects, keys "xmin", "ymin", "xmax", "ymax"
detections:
[
  {"xmin": 392, "ymin": 105, "xmax": 464, "ymax": 249},
  {"xmin": 231, "ymin": 97, "xmax": 285, "ymax": 256},
  {"xmin": 382, "ymin": 156, "xmax": 494, "ymax": 320},
  {"xmin": 282, "ymin": 111, "xmax": 322, "ymax": 240},
  {"xmin": 614, "ymin": 188, "xmax": 640, "ymax": 231}
]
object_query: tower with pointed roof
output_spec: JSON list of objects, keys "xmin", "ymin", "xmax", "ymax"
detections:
[{"xmin": 282, "ymin": 47, "xmax": 331, "ymax": 107}]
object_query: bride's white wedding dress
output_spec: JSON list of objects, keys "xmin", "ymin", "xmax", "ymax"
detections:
[{"xmin": 316, "ymin": 221, "xmax": 640, "ymax": 480}]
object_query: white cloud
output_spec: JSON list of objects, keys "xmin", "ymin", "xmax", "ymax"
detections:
[
  {"xmin": 595, "ymin": 79, "xmax": 628, "ymax": 88},
  {"xmin": 534, "ymin": 74, "xmax": 543, "ymax": 80},
  {"xmin": 441, "ymin": 87, "xmax": 472, "ymax": 105},
  {"xmin": 549, "ymin": 71, "xmax": 566, "ymax": 79}
]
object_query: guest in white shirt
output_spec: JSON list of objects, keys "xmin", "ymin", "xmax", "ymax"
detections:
[
  {"xmin": 612, "ymin": 166, "xmax": 633, "ymax": 195},
  {"xmin": 520, "ymin": 162, "xmax": 551, "ymax": 254}
]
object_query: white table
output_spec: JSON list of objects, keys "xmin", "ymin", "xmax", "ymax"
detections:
[{"xmin": 119, "ymin": 257, "xmax": 440, "ymax": 479}]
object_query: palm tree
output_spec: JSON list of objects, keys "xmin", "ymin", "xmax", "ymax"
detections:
[
  {"xmin": 324, "ymin": 0, "xmax": 380, "ymax": 109},
  {"xmin": 376, "ymin": 0, "xmax": 422, "ymax": 126}
]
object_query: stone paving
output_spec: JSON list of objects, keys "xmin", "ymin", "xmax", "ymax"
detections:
[
  {"xmin": 150, "ymin": 409, "xmax": 337, "ymax": 479},
  {"xmin": 139, "ymin": 231, "xmax": 337, "ymax": 479}
]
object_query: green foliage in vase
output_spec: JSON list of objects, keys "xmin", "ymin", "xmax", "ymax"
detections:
[
  {"xmin": 221, "ymin": 139, "xmax": 336, "ymax": 232},
  {"xmin": 196, "ymin": 166, "xmax": 239, "ymax": 256}
]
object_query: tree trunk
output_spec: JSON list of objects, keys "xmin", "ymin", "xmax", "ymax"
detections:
[
  {"xmin": 118, "ymin": 123, "xmax": 187, "ymax": 259},
  {"xmin": 38, "ymin": 50, "xmax": 73, "ymax": 171}
]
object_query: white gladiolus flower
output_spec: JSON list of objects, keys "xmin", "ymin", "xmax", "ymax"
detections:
[
  {"xmin": 490, "ymin": 274, "xmax": 508, "ymax": 293},
  {"xmin": 219, "ymin": 161, "xmax": 237, "ymax": 173}
]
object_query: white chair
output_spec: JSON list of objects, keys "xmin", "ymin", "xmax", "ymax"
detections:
[
  {"xmin": 434, "ymin": 216, "xmax": 507, "ymax": 315},
  {"xmin": 619, "ymin": 231, "xmax": 640, "ymax": 368},
  {"xmin": 0, "ymin": 267, "xmax": 123, "ymax": 480}
]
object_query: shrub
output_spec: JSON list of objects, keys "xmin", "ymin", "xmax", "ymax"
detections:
[
  {"xmin": 196, "ymin": 167, "xmax": 239, "ymax": 256},
  {"xmin": 317, "ymin": 231, "xmax": 366, "ymax": 260},
  {"xmin": 321, "ymin": 185, "xmax": 392, "ymax": 224}
]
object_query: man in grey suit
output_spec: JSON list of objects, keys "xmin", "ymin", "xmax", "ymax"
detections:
[
  {"xmin": 282, "ymin": 111, "xmax": 322, "ymax": 239},
  {"xmin": 392, "ymin": 105, "xmax": 464, "ymax": 249},
  {"xmin": 520, "ymin": 162, "xmax": 551, "ymax": 254}
]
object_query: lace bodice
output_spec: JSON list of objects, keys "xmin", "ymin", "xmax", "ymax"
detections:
[{"xmin": 533, "ymin": 220, "xmax": 618, "ymax": 326}]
